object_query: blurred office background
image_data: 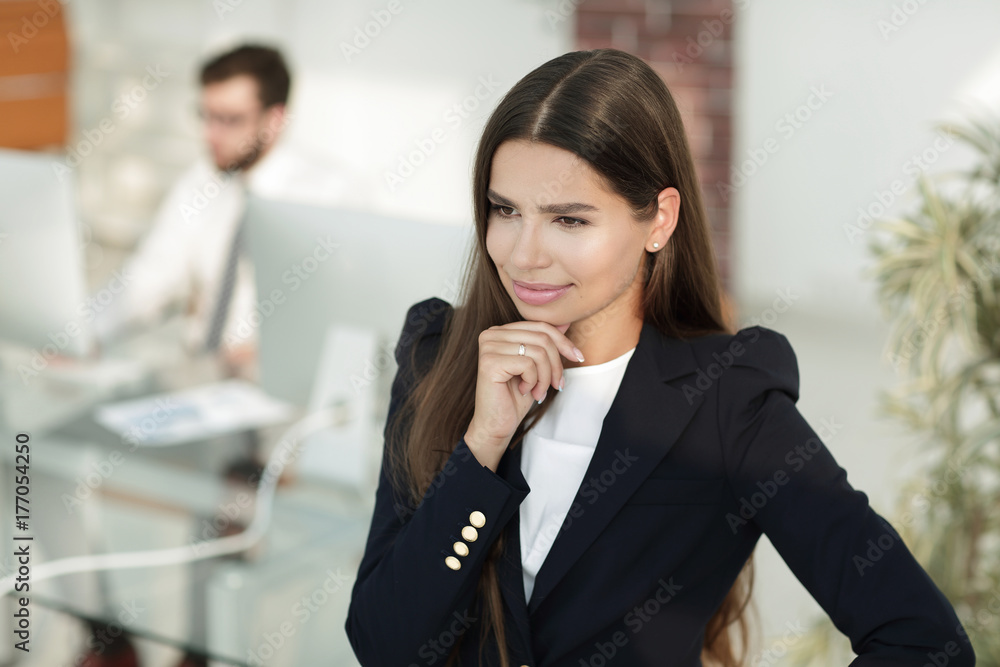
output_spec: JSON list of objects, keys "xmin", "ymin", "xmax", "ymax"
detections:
[{"xmin": 1, "ymin": 0, "xmax": 999, "ymax": 665}]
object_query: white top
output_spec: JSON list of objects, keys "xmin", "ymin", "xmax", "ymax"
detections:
[
  {"xmin": 519, "ymin": 344, "xmax": 637, "ymax": 603},
  {"xmin": 92, "ymin": 140, "xmax": 363, "ymax": 354}
]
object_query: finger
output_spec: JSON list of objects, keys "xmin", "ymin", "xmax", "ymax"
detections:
[
  {"xmin": 513, "ymin": 357, "xmax": 538, "ymax": 397},
  {"xmin": 485, "ymin": 353, "xmax": 538, "ymax": 397},
  {"xmin": 485, "ymin": 322, "xmax": 580, "ymax": 364},
  {"xmin": 483, "ymin": 324, "xmax": 574, "ymax": 389},
  {"xmin": 481, "ymin": 339, "xmax": 552, "ymax": 400}
]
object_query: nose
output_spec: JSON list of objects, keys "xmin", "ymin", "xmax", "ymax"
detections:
[
  {"xmin": 203, "ymin": 122, "xmax": 219, "ymax": 146},
  {"xmin": 510, "ymin": 218, "xmax": 550, "ymax": 271}
]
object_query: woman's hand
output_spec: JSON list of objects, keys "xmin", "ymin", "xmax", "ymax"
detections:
[{"xmin": 464, "ymin": 321, "xmax": 583, "ymax": 471}]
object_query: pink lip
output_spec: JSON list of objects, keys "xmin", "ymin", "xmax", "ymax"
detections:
[{"xmin": 512, "ymin": 280, "xmax": 571, "ymax": 306}]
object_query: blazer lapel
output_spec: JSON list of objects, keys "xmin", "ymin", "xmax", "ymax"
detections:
[
  {"xmin": 495, "ymin": 320, "xmax": 704, "ymax": 625},
  {"xmin": 494, "ymin": 444, "xmax": 533, "ymax": 655}
]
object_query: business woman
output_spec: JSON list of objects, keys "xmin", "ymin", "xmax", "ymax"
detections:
[{"xmin": 345, "ymin": 49, "xmax": 974, "ymax": 667}]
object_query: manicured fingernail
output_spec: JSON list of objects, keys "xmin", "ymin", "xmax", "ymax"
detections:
[
  {"xmin": 573, "ymin": 347, "xmax": 584, "ymax": 362},
  {"xmin": 537, "ymin": 393, "xmax": 545, "ymax": 405},
  {"xmin": 558, "ymin": 377, "xmax": 564, "ymax": 391}
]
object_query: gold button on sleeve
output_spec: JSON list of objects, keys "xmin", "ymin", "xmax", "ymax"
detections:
[
  {"xmin": 469, "ymin": 510, "xmax": 486, "ymax": 528},
  {"xmin": 461, "ymin": 525, "xmax": 478, "ymax": 542},
  {"xmin": 453, "ymin": 541, "xmax": 469, "ymax": 557},
  {"xmin": 445, "ymin": 556, "xmax": 461, "ymax": 570}
]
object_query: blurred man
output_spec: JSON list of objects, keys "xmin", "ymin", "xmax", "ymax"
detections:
[{"xmin": 92, "ymin": 44, "xmax": 352, "ymax": 377}]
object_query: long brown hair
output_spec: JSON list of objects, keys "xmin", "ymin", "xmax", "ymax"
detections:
[{"xmin": 385, "ymin": 48, "xmax": 756, "ymax": 667}]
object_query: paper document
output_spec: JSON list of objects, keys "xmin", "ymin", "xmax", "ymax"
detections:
[{"xmin": 94, "ymin": 379, "xmax": 298, "ymax": 447}]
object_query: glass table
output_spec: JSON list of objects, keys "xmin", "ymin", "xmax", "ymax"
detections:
[{"xmin": 0, "ymin": 327, "xmax": 375, "ymax": 666}]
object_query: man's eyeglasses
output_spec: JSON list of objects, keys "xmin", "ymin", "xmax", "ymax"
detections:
[{"xmin": 196, "ymin": 107, "xmax": 262, "ymax": 129}]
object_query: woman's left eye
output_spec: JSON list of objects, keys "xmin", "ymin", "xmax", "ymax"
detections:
[{"xmin": 556, "ymin": 217, "xmax": 588, "ymax": 228}]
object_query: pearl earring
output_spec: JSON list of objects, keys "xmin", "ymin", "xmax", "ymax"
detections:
[{"xmin": 652, "ymin": 242, "xmax": 659, "ymax": 249}]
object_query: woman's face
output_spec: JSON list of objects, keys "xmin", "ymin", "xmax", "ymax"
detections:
[{"xmin": 485, "ymin": 139, "xmax": 670, "ymax": 331}]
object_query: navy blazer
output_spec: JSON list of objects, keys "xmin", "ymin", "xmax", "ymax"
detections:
[{"xmin": 345, "ymin": 297, "xmax": 974, "ymax": 667}]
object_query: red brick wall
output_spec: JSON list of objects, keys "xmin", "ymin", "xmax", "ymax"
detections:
[{"xmin": 576, "ymin": 0, "xmax": 735, "ymax": 293}]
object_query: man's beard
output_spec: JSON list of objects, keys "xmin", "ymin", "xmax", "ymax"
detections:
[{"xmin": 219, "ymin": 135, "xmax": 267, "ymax": 174}]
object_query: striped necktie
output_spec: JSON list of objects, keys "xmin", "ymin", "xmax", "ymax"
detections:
[{"xmin": 203, "ymin": 211, "xmax": 246, "ymax": 352}]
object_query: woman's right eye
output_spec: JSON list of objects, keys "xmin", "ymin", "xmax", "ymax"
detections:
[{"xmin": 489, "ymin": 203, "xmax": 516, "ymax": 218}]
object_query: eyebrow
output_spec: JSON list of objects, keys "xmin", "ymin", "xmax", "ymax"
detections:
[{"xmin": 487, "ymin": 189, "xmax": 599, "ymax": 215}]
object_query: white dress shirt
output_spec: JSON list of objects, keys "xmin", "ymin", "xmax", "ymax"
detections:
[
  {"xmin": 519, "ymin": 344, "xmax": 637, "ymax": 603},
  {"xmin": 93, "ymin": 140, "xmax": 359, "ymax": 354}
]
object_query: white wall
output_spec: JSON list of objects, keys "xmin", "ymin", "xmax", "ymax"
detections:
[{"xmin": 732, "ymin": 0, "xmax": 1000, "ymax": 324}]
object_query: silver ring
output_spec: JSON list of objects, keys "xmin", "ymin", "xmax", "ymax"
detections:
[{"xmin": 518, "ymin": 343, "xmax": 525, "ymax": 356}]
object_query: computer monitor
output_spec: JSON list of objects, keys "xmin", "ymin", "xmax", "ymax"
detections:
[
  {"xmin": 0, "ymin": 148, "xmax": 94, "ymax": 358},
  {"xmin": 245, "ymin": 194, "xmax": 473, "ymax": 407}
]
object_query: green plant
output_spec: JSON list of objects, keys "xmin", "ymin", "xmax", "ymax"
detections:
[{"xmin": 783, "ymin": 116, "xmax": 1000, "ymax": 665}]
